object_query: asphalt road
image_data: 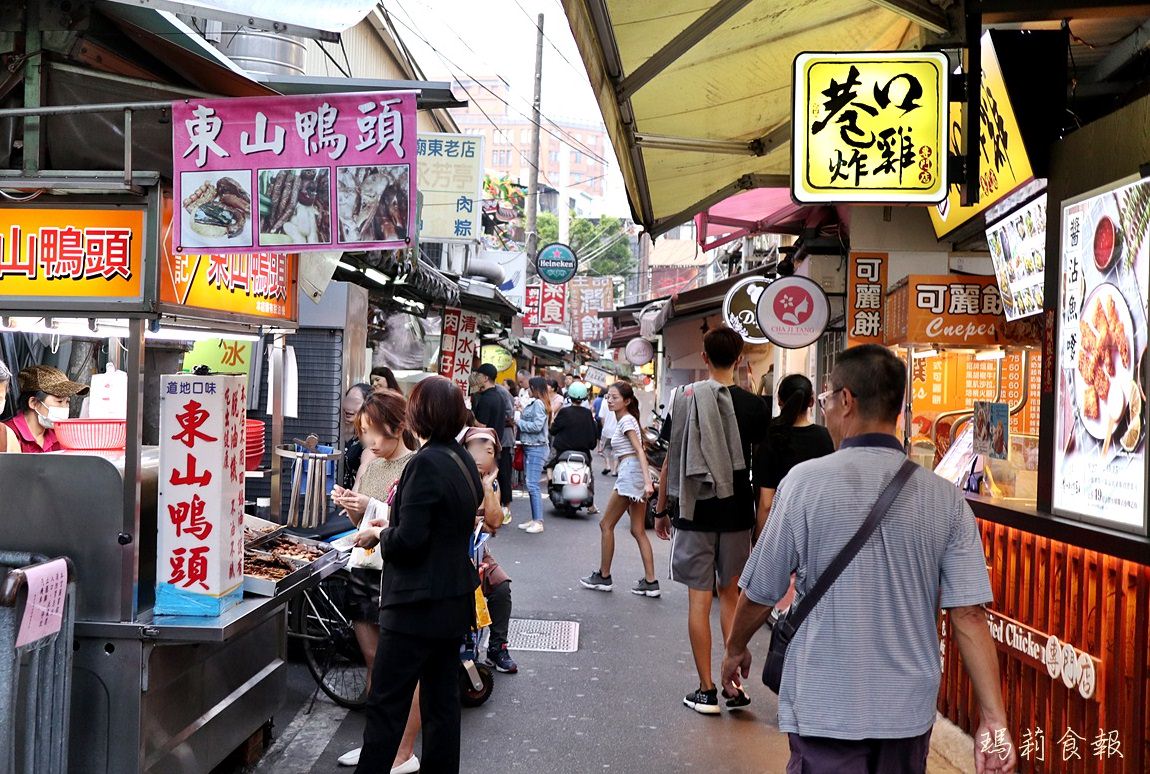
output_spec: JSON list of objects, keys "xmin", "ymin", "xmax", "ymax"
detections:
[{"xmin": 250, "ymin": 466, "xmax": 969, "ymax": 774}]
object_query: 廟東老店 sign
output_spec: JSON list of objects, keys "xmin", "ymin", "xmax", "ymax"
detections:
[
  {"xmin": 172, "ymin": 91, "xmax": 417, "ymax": 255},
  {"xmin": 417, "ymin": 133, "xmax": 483, "ymax": 241},
  {"xmin": 792, "ymin": 51, "xmax": 948, "ymax": 204},
  {"xmin": 160, "ymin": 195, "xmax": 298, "ymax": 323},
  {"xmin": 0, "ymin": 206, "xmax": 145, "ymax": 302},
  {"xmin": 929, "ymin": 32, "xmax": 1034, "ymax": 239}
]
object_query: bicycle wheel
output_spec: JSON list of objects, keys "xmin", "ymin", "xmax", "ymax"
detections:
[{"xmin": 295, "ymin": 576, "xmax": 369, "ymax": 709}]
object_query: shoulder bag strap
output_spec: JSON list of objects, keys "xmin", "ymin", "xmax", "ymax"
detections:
[
  {"xmin": 444, "ymin": 447, "xmax": 482, "ymax": 509},
  {"xmin": 775, "ymin": 459, "xmax": 918, "ymax": 640}
]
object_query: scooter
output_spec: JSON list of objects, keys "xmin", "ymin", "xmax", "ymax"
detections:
[{"xmin": 548, "ymin": 450, "xmax": 595, "ymax": 516}]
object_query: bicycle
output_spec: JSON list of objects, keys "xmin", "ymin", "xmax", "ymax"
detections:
[{"xmin": 287, "ymin": 570, "xmax": 369, "ymax": 710}]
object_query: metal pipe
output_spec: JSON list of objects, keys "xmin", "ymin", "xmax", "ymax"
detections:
[
  {"xmin": 0, "ymin": 101, "xmax": 173, "ymax": 118},
  {"xmin": 122, "ymin": 318, "xmax": 146, "ymax": 622},
  {"xmin": 123, "ymin": 108, "xmax": 133, "ymax": 188}
]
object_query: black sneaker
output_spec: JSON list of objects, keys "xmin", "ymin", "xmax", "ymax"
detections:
[
  {"xmin": 580, "ymin": 570, "xmax": 613, "ymax": 591},
  {"xmin": 631, "ymin": 578, "xmax": 661, "ymax": 597},
  {"xmin": 683, "ymin": 687, "xmax": 720, "ymax": 715},
  {"xmin": 723, "ymin": 685, "xmax": 751, "ymax": 709},
  {"xmin": 486, "ymin": 645, "xmax": 518, "ymax": 674}
]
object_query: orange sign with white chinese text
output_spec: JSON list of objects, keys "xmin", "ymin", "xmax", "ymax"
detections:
[
  {"xmin": 161, "ymin": 196, "xmax": 297, "ymax": 322},
  {"xmin": 0, "ymin": 207, "xmax": 145, "ymax": 300},
  {"xmin": 847, "ymin": 252, "xmax": 887, "ymax": 346},
  {"xmin": 886, "ymin": 274, "xmax": 1005, "ymax": 347}
]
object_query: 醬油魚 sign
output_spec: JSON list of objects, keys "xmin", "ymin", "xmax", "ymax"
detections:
[{"xmin": 793, "ymin": 51, "xmax": 948, "ymax": 204}]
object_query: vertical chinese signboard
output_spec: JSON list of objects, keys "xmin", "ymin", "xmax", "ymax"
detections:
[
  {"xmin": 929, "ymin": 32, "xmax": 1034, "ymax": 239},
  {"xmin": 1054, "ymin": 176, "xmax": 1150, "ymax": 534},
  {"xmin": 416, "ymin": 133, "xmax": 483, "ymax": 240},
  {"xmin": 0, "ymin": 207, "xmax": 145, "ymax": 304},
  {"xmin": 156, "ymin": 374, "xmax": 247, "ymax": 616},
  {"xmin": 439, "ymin": 307, "xmax": 479, "ymax": 394},
  {"xmin": 847, "ymin": 252, "xmax": 887, "ymax": 346},
  {"xmin": 172, "ymin": 92, "xmax": 417, "ymax": 254},
  {"xmin": 792, "ymin": 51, "xmax": 948, "ymax": 204},
  {"xmin": 523, "ymin": 284, "xmax": 542, "ymax": 329},
  {"xmin": 538, "ymin": 283, "xmax": 567, "ymax": 329},
  {"xmin": 566, "ymin": 276, "xmax": 615, "ymax": 343}
]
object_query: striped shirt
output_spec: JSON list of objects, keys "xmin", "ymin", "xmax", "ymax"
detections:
[
  {"xmin": 740, "ymin": 437, "xmax": 992, "ymax": 740},
  {"xmin": 610, "ymin": 413, "xmax": 641, "ymax": 459}
]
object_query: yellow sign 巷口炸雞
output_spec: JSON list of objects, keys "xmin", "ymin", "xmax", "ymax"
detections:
[
  {"xmin": 929, "ymin": 32, "xmax": 1034, "ymax": 238},
  {"xmin": 793, "ymin": 51, "xmax": 949, "ymax": 204}
]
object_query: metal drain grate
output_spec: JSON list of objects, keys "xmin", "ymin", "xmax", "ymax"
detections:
[{"xmin": 506, "ymin": 618, "xmax": 580, "ymax": 653}]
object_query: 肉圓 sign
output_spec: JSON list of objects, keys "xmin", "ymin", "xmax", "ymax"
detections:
[
  {"xmin": 0, "ymin": 207, "xmax": 145, "ymax": 301},
  {"xmin": 929, "ymin": 32, "xmax": 1034, "ymax": 238},
  {"xmin": 792, "ymin": 51, "xmax": 948, "ymax": 204},
  {"xmin": 172, "ymin": 92, "xmax": 417, "ymax": 255},
  {"xmin": 536, "ymin": 242, "xmax": 578, "ymax": 284},
  {"xmin": 755, "ymin": 276, "xmax": 830, "ymax": 349}
]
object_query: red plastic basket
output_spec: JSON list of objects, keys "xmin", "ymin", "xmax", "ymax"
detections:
[{"xmin": 54, "ymin": 419, "xmax": 127, "ymax": 450}]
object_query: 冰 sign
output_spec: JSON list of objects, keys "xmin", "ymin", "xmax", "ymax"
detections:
[
  {"xmin": 755, "ymin": 276, "xmax": 830, "ymax": 349},
  {"xmin": 172, "ymin": 92, "xmax": 417, "ymax": 254},
  {"xmin": 793, "ymin": 51, "xmax": 949, "ymax": 204}
]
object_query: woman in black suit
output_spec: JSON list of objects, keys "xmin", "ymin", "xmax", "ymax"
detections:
[{"xmin": 353, "ymin": 376, "xmax": 483, "ymax": 774}]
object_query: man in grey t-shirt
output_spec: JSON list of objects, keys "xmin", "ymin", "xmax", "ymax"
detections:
[{"xmin": 721, "ymin": 345, "xmax": 1016, "ymax": 774}]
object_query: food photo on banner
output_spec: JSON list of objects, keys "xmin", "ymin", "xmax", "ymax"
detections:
[
  {"xmin": 172, "ymin": 92, "xmax": 417, "ymax": 253},
  {"xmin": 986, "ymin": 194, "xmax": 1047, "ymax": 321},
  {"xmin": 1055, "ymin": 174, "xmax": 1150, "ymax": 533}
]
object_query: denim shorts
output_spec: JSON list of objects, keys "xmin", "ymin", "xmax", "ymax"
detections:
[{"xmin": 614, "ymin": 455, "xmax": 646, "ymax": 502}]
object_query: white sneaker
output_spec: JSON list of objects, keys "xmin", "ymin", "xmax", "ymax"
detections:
[
  {"xmin": 337, "ymin": 747, "xmax": 360, "ymax": 767},
  {"xmin": 392, "ymin": 755, "xmax": 420, "ymax": 774},
  {"xmin": 517, "ymin": 520, "xmax": 534, "ymax": 530},
  {"xmin": 524, "ymin": 520, "xmax": 544, "ymax": 534}
]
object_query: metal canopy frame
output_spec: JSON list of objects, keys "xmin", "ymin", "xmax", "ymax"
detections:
[
  {"xmin": 99, "ymin": 0, "xmax": 348, "ymax": 41},
  {"xmin": 864, "ymin": 0, "xmax": 951, "ymax": 35}
]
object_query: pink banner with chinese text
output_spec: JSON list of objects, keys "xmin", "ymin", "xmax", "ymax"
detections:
[{"xmin": 172, "ymin": 92, "xmax": 417, "ymax": 255}]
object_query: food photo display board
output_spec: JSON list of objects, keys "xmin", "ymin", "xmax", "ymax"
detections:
[
  {"xmin": 986, "ymin": 194, "xmax": 1047, "ymax": 321},
  {"xmin": 1054, "ymin": 175, "xmax": 1150, "ymax": 534}
]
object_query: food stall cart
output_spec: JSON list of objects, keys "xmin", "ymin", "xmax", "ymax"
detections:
[{"xmin": 0, "ymin": 189, "xmax": 333, "ymax": 773}]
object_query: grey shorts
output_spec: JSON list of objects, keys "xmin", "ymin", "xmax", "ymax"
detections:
[
  {"xmin": 670, "ymin": 528, "xmax": 752, "ymax": 591},
  {"xmin": 613, "ymin": 455, "xmax": 645, "ymax": 501}
]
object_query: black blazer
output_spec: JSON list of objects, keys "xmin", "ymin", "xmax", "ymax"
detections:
[{"xmin": 379, "ymin": 440, "xmax": 482, "ymax": 626}]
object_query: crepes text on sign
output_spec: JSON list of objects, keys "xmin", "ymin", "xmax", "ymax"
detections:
[
  {"xmin": 0, "ymin": 208, "xmax": 144, "ymax": 300},
  {"xmin": 886, "ymin": 274, "xmax": 1005, "ymax": 346},
  {"xmin": 172, "ymin": 92, "xmax": 417, "ymax": 255},
  {"xmin": 792, "ymin": 51, "xmax": 948, "ymax": 204}
]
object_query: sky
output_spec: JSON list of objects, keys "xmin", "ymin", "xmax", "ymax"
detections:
[{"xmin": 381, "ymin": 0, "xmax": 632, "ymax": 217}]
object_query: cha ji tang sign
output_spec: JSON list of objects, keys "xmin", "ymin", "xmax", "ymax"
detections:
[
  {"xmin": 755, "ymin": 276, "xmax": 830, "ymax": 349},
  {"xmin": 536, "ymin": 242, "xmax": 578, "ymax": 284},
  {"xmin": 172, "ymin": 91, "xmax": 417, "ymax": 255},
  {"xmin": 156, "ymin": 374, "xmax": 247, "ymax": 617},
  {"xmin": 792, "ymin": 51, "xmax": 949, "ymax": 204}
]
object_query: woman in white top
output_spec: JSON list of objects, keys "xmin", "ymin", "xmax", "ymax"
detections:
[{"xmin": 579, "ymin": 381, "xmax": 660, "ymax": 598}]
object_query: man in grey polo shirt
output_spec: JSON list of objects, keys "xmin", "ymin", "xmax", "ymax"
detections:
[{"xmin": 721, "ymin": 344, "xmax": 1016, "ymax": 774}]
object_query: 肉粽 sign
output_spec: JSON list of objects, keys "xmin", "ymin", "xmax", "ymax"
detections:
[
  {"xmin": 885, "ymin": 274, "xmax": 1005, "ymax": 346},
  {"xmin": 929, "ymin": 32, "xmax": 1034, "ymax": 239},
  {"xmin": 0, "ymin": 207, "xmax": 145, "ymax": 301},
  {"xmin": 172, "ymin": 91, "xmax": 417, "ymax": 254},
  {"xmin": 847, "ymin": 252, "xmax": 887, "ymax": 346},
  {"xmin": 792, "ymin": 51, "xmax": 948, "ymax": 204},
  {"xmin": 156, "ymin": 374, "xmax": 247, "ymax": 617},
  {"xmin": 722, "ymin": 276, "xmax": 772, "ymax": 344},
  {"xmin": 755, "ymin": 276, "xmax": 830, "ymax": 349},
  {"xmin": 417, "ymin": 133, "xmax": 483, "ymax": 240},
  {"xmin": 161, "ymin": 195, "xmax": 298, "ymax": 322},
  {"xmin": 536, "ymin": 242, "xmax": 578, "ymax": 284},
  {"xmin": 1054, "ymin": 175, "xmax": 1150, "ymax": 535}
]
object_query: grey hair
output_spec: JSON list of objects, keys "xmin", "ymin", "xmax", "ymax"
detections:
[{"xmin": 0, "ymin": 358, "xmax": 10, "ymax": 383}]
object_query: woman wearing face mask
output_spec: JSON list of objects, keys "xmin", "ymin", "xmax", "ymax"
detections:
[
  {"xmin": 0, "ymin": 359, "xmax": 21, "ymax": 454},
  {"xmin": 3, "ymin": 365, "xmax": 88, "ymax": 454}
]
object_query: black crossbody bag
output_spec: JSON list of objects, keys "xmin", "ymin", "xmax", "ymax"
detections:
[{"xmin": 762, "ymin": 459, "xmax": 918, "ymax": 693}]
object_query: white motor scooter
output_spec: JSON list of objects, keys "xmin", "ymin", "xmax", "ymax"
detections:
[{"xmin": 548, "ymin": 450, "xmax": 595, "ymax": 516}]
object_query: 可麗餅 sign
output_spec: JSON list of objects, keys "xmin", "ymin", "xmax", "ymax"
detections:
[
  {"xmin": 792, "ymin": 51, "xmax": 949, "ymax": 204},
  {"xmin": 172, "ymin": 91, "xmax": 417, "ymax": 255}
]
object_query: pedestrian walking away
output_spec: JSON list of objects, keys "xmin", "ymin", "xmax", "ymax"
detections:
[
  {"xmin": 580, "ymin": 380, "xmax": 659, "ymax": 598},
  {"xmin": 516, "ymin": 376, "xmax": 551, "ymax": 534},
  {"xmin": 653, "ymin": 325, "xmax": 768, "ymax": 715},
  {"xmin": 722, "ymin": 344, "xmax": 1016, "ymax": 774}
]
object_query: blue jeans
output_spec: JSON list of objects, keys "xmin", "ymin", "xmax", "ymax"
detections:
[{"xmin": 524, "ymin": 444, "xmax": 547, "ymax": 522}]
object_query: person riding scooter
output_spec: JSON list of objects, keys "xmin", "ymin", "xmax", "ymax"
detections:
[{"xmin": 547, "ymin": 381, "xmax": 600, "ymax": 514}]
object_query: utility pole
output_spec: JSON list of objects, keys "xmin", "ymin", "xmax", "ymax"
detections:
[{"xmin": 525, "ymin": 13, "xmax": 544, "ymax": 265}]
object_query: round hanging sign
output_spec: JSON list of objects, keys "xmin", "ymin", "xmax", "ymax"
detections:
[
  {"xmin": 754, "ymin": 275, "xmax": 830, "ymax": 349},
  {"xmin": 536, "ymin": 242, "xmax": 579, "ymax": 284},
  {"xmin": 722, "ymin": 276, "xmax": 773, "ymax": 344},
  {"xmin": 624, "ymin": 337, "xmax": 655, "ymax": 366}
]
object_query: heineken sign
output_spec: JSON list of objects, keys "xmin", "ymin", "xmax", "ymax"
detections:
[{"xmin": 536, "ymin": 242, "xmax": 578, "ymax": 284}]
